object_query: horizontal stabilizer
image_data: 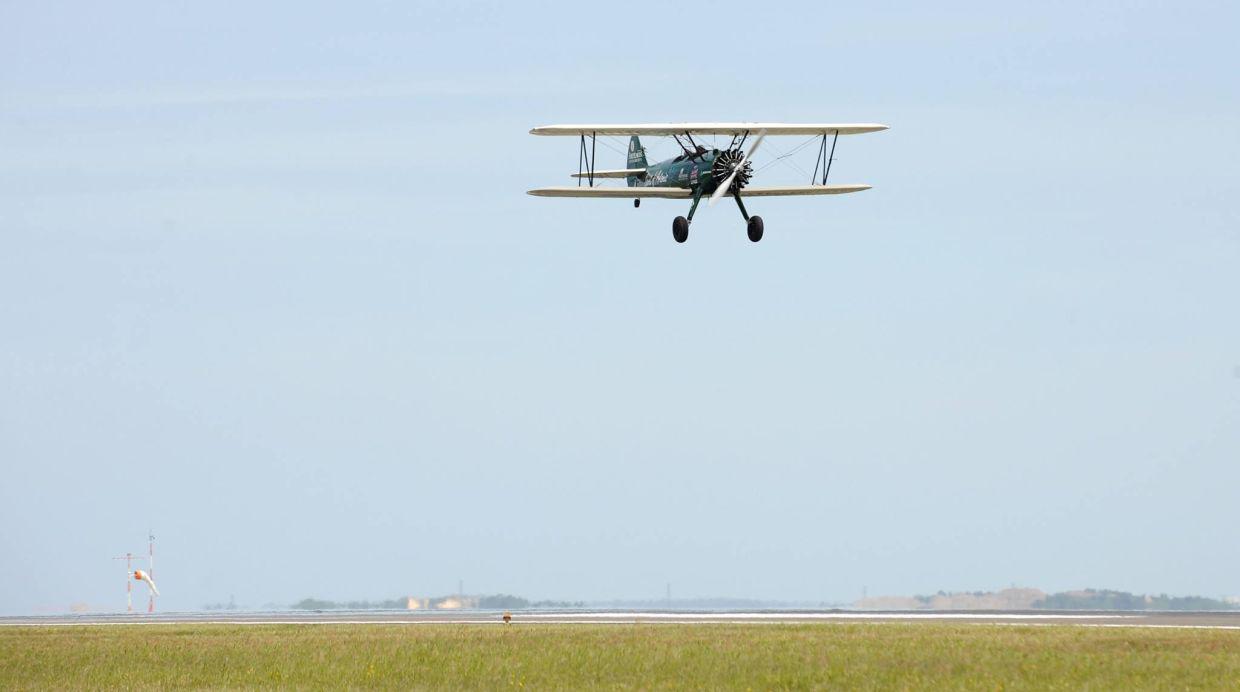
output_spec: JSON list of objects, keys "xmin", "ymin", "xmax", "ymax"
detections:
[
  {"xmin": 528, "ymin": 187, "xmax": 690, "ymax": 199},
  {"xmin": 570, "ymin": 168, "xmax": 646, "ymax": 179}
]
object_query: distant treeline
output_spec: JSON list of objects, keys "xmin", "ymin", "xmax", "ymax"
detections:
[
  {"xmin": 289, "ymin": 594, "xmax": 583, "ymax": 610},
  {"xmin": 864, "ymin": 587, "xmax": 1238, "ymax": 612},
  {"xmin": 1032, "ymin": 590, "xmax": 1237, "ymax": 611}
]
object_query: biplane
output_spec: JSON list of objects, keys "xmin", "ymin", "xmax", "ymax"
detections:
[{"xmin": 528, "ymin": 123, "xmax": 887, "ymax": 242}]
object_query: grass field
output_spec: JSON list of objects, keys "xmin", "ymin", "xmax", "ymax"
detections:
[{"xmin": 3, "ymin": 623, "xmax": 1239, "ymax": 689}]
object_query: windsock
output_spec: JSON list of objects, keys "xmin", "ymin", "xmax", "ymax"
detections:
[{"xmin": 133, "ymin": 569, "xmax": 160, "ymax": 596}]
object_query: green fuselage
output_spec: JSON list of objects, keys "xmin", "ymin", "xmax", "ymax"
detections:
[{"xmin": 628, "ymin": 150, "xmax": 721, "ymax": 193}]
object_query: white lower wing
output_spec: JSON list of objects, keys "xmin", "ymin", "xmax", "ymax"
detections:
[
  {"xmin": 528, "ymin": 187, "xmax": 690, "ymax": 199},
  {"xmin": 737, "ymin": 184, "xmax": 871, "ymax": 196}
]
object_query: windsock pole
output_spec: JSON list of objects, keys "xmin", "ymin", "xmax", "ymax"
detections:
[{"xmin": 111, "ymin": 553, "xmax": 137, "ymax": 612}]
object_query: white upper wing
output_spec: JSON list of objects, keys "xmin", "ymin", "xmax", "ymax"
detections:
[{"xmin": 530, "ymin": 123, "xmax": 888, "ymax": 136}]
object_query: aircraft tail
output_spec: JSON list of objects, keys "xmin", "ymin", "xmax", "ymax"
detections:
[{"xmin": 626, "ymin": 136, "xmax": 647, "ymax": 187}]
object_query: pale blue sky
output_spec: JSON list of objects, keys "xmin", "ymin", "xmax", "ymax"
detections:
[{"xmin": 1, "ymin": 1, "xmax": 1237, "ymax": 613}]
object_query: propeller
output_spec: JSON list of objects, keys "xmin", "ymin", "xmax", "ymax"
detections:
[{"xmin": 709, "ymin": 130, "xmax": 766, "ymax": 206}]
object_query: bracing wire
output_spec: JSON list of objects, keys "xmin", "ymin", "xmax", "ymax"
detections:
[
  {"xmin": 754, "ymin": 135, "xmax": 819, "ymax": 176},
  {"xmin": 571, "ymin": 135, "xmax": 635, "ymax": 187},
  {"xmin": 598, "ymin": 135, "xmax": 628, "ymax": 157},
  {"xmin": 596, "ymin": 133, "xmax": 823, "ymax": 183}
]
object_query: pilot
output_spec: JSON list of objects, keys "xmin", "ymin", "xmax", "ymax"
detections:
[{"xmin": 678, "ymin": 144, "xmax": 707, "ymax": 162}]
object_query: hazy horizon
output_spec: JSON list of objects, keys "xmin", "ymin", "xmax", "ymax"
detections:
[{"xmin": 2, "ymin": 1, "xmax": 1238, "ymax": 615}]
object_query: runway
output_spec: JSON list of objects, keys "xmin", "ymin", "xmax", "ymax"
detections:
[{"xmin": 5, "ymin": 609, "xmax": 1240, "ymax": 629}]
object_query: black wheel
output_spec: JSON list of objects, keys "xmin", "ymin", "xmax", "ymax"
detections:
[
  {"xmin": 672, "ymin": 216, "xmax": 689, "ymax": 243},
  {"xmin": 747, "ymin": 215, "xmax": 764, "ymax": 242},
  {"xmin": 634, "ymin": 199, "xmax": 641, "ymax": 208}
]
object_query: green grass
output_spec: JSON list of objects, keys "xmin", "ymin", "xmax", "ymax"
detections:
[{"xmin": 2, "ymin": 623, "xmax": 1238, "ymax": 689}]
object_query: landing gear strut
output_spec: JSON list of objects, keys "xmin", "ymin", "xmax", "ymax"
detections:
[
  {"xmin": 734, "ymin": 192, "xmax": 763, "ymax": 242},
  {"xmin": 667, "ymin": 183, "xmax": 764, "ymax": 244},
  {"xmin": 671, "ymin": 184, "xmax": 707, "ymax": 243}
]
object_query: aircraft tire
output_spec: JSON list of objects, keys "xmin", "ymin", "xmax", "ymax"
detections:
[
  {"xmin": 634, "ymin": 199, "xmax": 641, "ymax": 208},
  {"xmin": 747, "ymin": 215, "xmax": 764, "ymax": 242},
  {"xmin": 672, "ymin": 216, "xmax": 689, "ymax": 243}
]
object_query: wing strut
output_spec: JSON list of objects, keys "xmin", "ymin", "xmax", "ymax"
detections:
[
  {"xmin": 577, "ymin": 132, "xmax": 597, "ymax": 187},
  {"xmin": 811, "ymin": 130, "xmax": 840, "ymax": 185}
]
